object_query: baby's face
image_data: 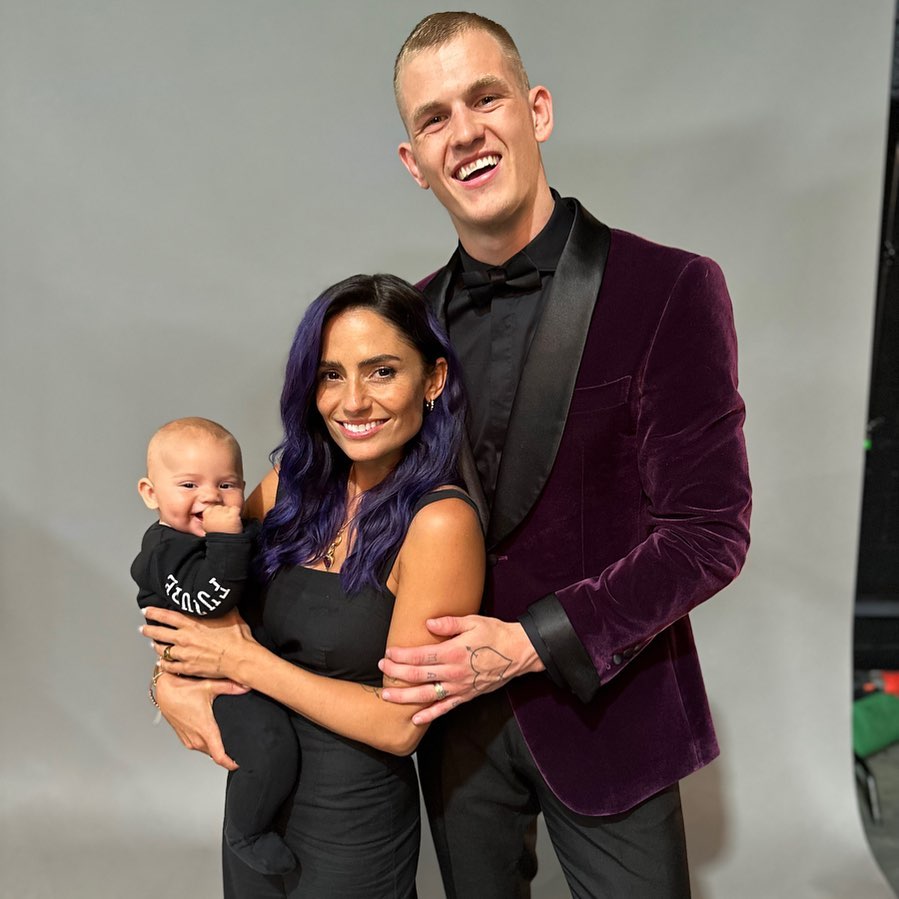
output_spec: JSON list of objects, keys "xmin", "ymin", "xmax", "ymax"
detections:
[{"xmin": 146, "ymin": 433, "xmax": 245, "ymax": 537}]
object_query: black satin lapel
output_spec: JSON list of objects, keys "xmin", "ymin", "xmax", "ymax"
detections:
[
  {"xmin": 420, "ymin": 252, "xmax": 490, "ymax": 532},
  {"xmin": 457, "ymin": 440, "xmax": 489, "ymax": 533},
  {"xmin": 487, "ymin": 203, "xmax": 612, "ymax": 548}
]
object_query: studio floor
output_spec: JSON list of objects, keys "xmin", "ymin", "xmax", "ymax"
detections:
[{"xmin": 860, "ymin": 741, "xmax": 899, "ymax": 895}]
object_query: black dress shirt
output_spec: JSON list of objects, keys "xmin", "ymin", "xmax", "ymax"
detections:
[
  {"xmin": 445, "ymin": 192, "xmax": 601, "ymax": 701},
  {"xmin": 448, "ymin": 192, "xmax": 574, "ymax": 505}
]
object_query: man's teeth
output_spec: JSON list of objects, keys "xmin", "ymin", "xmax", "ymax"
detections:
[
  {"xmin": 342, "ymin": 421, "xmax": 383, "ymax": 434},
  {"xmin": 457, "ymin": 155, "xmax": 499, "ymax": 181}
]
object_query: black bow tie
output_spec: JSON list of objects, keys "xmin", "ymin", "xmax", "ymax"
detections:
[{"xmin": 460, "ymin": 253, "xmax": 542, "ymax": 304}]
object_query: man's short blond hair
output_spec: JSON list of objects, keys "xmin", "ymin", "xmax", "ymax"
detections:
[
  {"xmin": 146, "ymin": 416, "xmax": 243, "ymax": 477},
  {"xmin": 394, "ymin": 11, "xmax": 530, "ymax": 112}
]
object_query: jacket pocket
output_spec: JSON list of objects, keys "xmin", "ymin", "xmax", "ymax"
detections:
[{"xmin": 568, "ymin": 375, "xmax": 632, "ymax": 414}]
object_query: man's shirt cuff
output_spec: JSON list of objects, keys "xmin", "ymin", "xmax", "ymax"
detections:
[{"xmin": 519, "ymin": 594, "xmax": 601, "ymax": 703}]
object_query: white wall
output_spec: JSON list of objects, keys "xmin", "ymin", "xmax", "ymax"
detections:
[{"xmin": 1, "ymin": 1, "xmax": 894, "ymax": 896}]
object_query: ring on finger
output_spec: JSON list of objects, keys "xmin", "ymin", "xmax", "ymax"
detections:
[
  {"xmin": 433, "ymin": 681, "xmax": 447, "ymax": 701},
  {"xmin": 163, "ymin": 644, "xmax": 175, "ymax": 663}
]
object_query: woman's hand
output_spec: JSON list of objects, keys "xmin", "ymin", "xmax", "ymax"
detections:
[
  {"xmin": 155, "ymin": 671, "xmax": 249, "ymax": 770},
  {"xmin": 141, "ymin": 607, "xmax": 255, "ymax": 681}
]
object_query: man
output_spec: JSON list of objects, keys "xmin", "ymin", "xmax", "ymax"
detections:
[{"xmin": 378, "ymin": 12, "xmax": 751, "ymax": 898}]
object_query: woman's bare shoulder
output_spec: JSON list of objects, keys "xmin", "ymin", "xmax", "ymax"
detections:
[
  {"xmin": 244, "ymin": 467, "xmax": 279, "ymax": 520},
  {"xmin": 403, "ymin": 487, "xmax": 482, "ymax": 551}
]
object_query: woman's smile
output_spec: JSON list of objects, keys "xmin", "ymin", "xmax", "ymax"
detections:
[{"xmin": 338, "ymin": 418, "xmax": 388, "ymax": 437}]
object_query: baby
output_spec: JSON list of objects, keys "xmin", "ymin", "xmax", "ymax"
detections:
[{"xmin": 131, "ymin": 417, "xmax": 297, "ymax": 876}]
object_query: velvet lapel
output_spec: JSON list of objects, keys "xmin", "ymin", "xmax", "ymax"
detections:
[
  {"xmin": 486, "ymin": 202, "xmax": 611, "ymax": 549},
  {"xmin": 421, "ymin": 256, "xmax": 490, "ymax": 533}
]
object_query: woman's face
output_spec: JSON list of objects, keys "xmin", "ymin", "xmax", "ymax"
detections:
[{"xmin": 315, "ymin": 307, "xmax": 447, "ymax": 486}]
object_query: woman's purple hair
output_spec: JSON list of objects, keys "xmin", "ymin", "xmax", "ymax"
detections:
[{"xmin": 258, "ymin": 273, "xmax": 468, "ymax": 593}]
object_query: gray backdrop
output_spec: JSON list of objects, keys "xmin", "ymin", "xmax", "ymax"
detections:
[{"xmin": 1, "ymin": 1, "xmax": 894, "ymax": 896}]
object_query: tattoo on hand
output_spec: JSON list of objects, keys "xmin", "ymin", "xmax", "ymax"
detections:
[
  {"xmin": 362, "ymin": 684, "xmax": 382, "ymax": 700},
  {"xmin": 426, "ymin": 671, "xmax": 437, "ymax": 681},
  {"xmin": 468, "ymin": 646, "xmax": 512, "ymax": 691},
  {"xmin": 425, "ymin": 653, "xmax": 438, "ymax": 664}
]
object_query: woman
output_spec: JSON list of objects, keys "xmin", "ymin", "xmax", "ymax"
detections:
[{"xmin": 142, "ymin": 273, "xmax": 485, "ymax": 898}]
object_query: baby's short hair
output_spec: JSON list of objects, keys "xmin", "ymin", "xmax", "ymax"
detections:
[{"xmin": 146, "ymin": 416, "xmax": 243, "ymax": 476}]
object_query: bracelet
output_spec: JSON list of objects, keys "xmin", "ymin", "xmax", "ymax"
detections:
[{"xmin": 148, "ymin": 662, "xmax": 164, "ymax": 708}]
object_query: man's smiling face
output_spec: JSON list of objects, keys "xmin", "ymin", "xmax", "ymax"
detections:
[{"xmin": 396, "ymin": 28, "xmax": 553, "ymax": 258}]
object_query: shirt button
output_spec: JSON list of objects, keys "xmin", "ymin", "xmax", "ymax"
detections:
[{"xmin": 612, "ymin": 653, "xmax": 623, "ymax": 665}]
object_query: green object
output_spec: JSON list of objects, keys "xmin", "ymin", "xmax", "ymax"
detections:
[{"xmin": 853, "ymin": 691, "xmax": 899, "ymax": 757}]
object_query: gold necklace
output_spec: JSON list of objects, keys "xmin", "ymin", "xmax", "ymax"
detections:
[
  {"xmin": 322, "ymin": 524, "xmax": 345, "ymax": 570},
  {"xmin": 323, "ymin": 467, "xmax": 358, "ymax": 571}
]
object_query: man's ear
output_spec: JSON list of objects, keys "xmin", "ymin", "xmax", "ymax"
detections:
[
  {"xmin": 529, "ymin": 85, "xmax": 554, "ymax": 144},
  {"xmin": 137, "ymin": 477, "xmax": 159, "ymax": 511},
  {"xmin": 398, "ymin": 143, "xmax": 430, "ymax": 190}
]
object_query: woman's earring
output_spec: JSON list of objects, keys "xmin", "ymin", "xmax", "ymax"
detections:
[{"xmin": 424, "ymin": 398, "xmax": 436, "ymax": 414}]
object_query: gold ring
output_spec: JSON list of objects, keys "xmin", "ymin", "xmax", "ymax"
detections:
[
  {"xmin": 163, "ymin": 644, "xmax": 175, "ymax": 663},
  {"xmin": 433, "ymin": 681, "xmax": 447, "ymax": 701}
]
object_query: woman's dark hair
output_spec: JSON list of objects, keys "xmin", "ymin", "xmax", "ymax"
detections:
[{"xmin": 258, "ymin": 273, "xmax": 467, "ymax": 593}]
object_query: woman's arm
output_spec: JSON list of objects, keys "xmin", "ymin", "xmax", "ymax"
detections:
[
  {"xmin": 154, "ymin": 671, "xmax": 250, "ymax": 769},
  {"xmin": 144, "ymin": 496, "xmax": 485, "ymax": 756}
]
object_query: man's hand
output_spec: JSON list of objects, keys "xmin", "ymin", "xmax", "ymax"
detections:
[
  {"xmin": 378, "ymin": 615, "xmax": 544, "ymax": 725},
  {"xmin": 201, "ymin": 505, "xmax": 242, "ymax": 534},
  {"xmin": 155, "ymin": 670, "xmax": 249, "ymax": 770}
]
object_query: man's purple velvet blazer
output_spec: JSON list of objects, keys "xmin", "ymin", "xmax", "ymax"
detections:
[{"xmin": 420, "ymin": 199, "xmax": 751, "ymax": 815}]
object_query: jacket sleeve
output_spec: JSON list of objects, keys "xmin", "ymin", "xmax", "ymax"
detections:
[
  {"xmin": 520, "ymin": 257, "xmax": 751, "ymax": 701},
  {"xmin": 131, "ymin": 523, "xmax": 257, "ymax": 618}
]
